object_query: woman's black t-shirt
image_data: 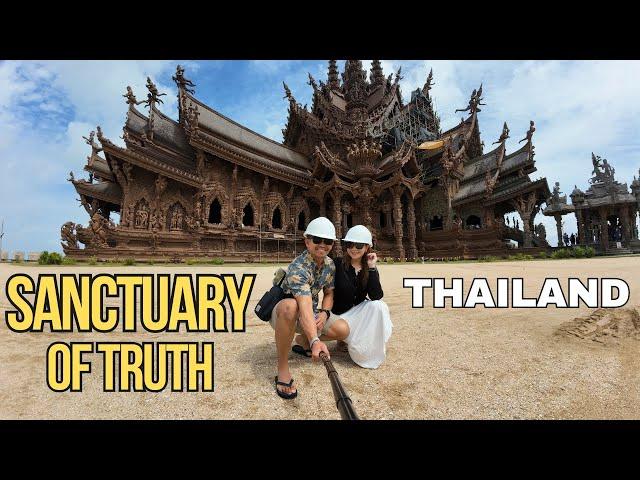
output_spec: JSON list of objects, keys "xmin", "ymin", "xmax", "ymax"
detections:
[{"xmin": 331, "ymin": 257, "xmax": 384, "ymax": 315}]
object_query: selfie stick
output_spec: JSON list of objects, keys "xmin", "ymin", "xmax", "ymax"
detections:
[{"xmin": 319, "ymin": 352, "xmax": 360, "ymax": 420}]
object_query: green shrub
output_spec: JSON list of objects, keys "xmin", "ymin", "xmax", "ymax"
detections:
[
  {"xmin": 479, "ymin": 255, "xmax": 499, "ymax": 262},
  {"xmin": 551, "ymin": 248, "xmax": 572, "ymax": 259},
  {"xmin": 38, "ymin": 251, "xmax": 50, "ymax": 265},
  {"xmin": 210, "ymin": 258, "xmax": 224, "ymax": 265},
  {"xmin": 538, "ymin": 251, "xmax": 549, "ymax": 259},
  {"xmin": 584, "ymin": 246, "xmax": 596, "ymax": 257},
  {"xmin": 573, "ymin": 246, "xmax": 586, "ymax": 258},
  {"xmin": 124, "ymin": 258, "xmax": 135, "ymax": 266},
  {"xmin": 508, "ymin": 253, "xmax": 534, "ymax": 261},
  {"xmin": 62, "ymin": 257, "xmax": 77, "ymax": 265},
  {"xmin": 38, "ymin": 251, "xmax": 63, "ymax": 265},
  {"xmin": 88, "ymin": 257, "xmax": 97, "ymax": 265}
]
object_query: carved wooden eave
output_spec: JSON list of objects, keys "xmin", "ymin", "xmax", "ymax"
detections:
[
  {"xmin": 98, "ymin": 136, "xmax": 202, "ymax": 188},
  {"xmin": 122, "ymin": 105, "xmax": 195, "ymax": 169},
  {"xmin": 84, "ymin": 152, "xmax": 115, "ymax": 182},
  {"xmin": 189, "ymin": 132, "xmax": 313, "ymax": 188},
  {"xmin": 304, "ymin": 173, "xmax": 354, "ymax": 201},
  {"xmin": 379, "ymin": 140, "xmax": 413, "ymax": 172},
  {"xmin": 312, "ymin": 142, "xmax": 353, "ymax": 179},
  {"xmin": 483, "ymin": 131, "xmax": 508, "ymax": 199},
  {"xmin": 72, "ymin": 179, "xmax": 123, "ymax": 205},
  {"xmin": 498, "ymin": 178, "xmax": 550, "ymax": 208},
  {"xmin": 500, "ymin": 140, "xmax": 536, "ymax": 178},
  {"xmin": 371, "ymin": 169, "xmax": 426, "ymax": 200},
  {"xmin": 181, "ymin": 93, "xmax": 313, "ymax": 187}
]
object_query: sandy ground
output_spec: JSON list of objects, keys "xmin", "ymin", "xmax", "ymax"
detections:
[{"xmin": 0, "ymin": 257, "xmax": 639, "ymax": 420}]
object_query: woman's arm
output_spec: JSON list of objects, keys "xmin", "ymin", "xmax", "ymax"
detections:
[{"xmin": 366, "ymin": 268, "xmax": 384, "ymax": 300}]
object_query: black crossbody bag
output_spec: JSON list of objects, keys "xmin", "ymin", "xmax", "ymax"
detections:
[{"xmin": 254, "ymin": 268, "xmax": 289, "ymax": 321}]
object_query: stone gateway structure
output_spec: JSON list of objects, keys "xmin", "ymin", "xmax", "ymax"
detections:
[
  {"xmin": 63, "ymin": 61, "xmax": 552, "ymax": 261},
  {"xmin": 543, "ymin": 155, "xmax": 640, "ymax": 252}
]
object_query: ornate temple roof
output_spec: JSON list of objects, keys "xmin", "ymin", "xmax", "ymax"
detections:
[
  {"xmin": 183, "ymin": 93, "xmax": 312, "ymax": 172},
  {"xmin": 283, "ymin": 60, "xmax": 439, "ymax": 158},
  {"xmin": 73, "ymin": 179, "xmax": 122, "ymax": 205},
  {"xmin": 452, "ymin": 119, "xmax": 545, "ymax": 207},
  {"xmin": 70, "ymin": 63, "xmax": 552, "ymax": 219},
  {"xmin": 84, "ymin": 152, "xmax": 114, "ymax": 181}
]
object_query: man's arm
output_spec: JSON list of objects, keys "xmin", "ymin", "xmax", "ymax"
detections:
[
  {"xmin": 294, "ymin": 294, "xmax": 319, "ymax": 344},
  {"xmin": 321, "ymin": 287, "xmax": 334, "ymax": 311},
  {"xmin": 295, "ymin": 294, "xmax": 330, "ymax": 361},
  {"xmin": 315, "ymin": 287, "xmax": 334, "ymax": 332}
]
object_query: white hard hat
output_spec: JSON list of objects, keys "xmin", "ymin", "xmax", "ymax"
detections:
[
  {"xmin": 304, "ymin": 216, "xmax": 337, "ymax": 240},
  {"xmin": 342, "ymin": 225, "xmax": 372, "ymax": 246}
]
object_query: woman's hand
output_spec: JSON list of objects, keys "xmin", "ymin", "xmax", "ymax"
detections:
[{"xmin": 367, "ymin": 252, "xmax": 378, "ymax": 268}]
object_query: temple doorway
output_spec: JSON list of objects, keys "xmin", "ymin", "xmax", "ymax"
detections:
[
  {"xmin": 208, "ymin": 198, "xmax": 222, "ymax": 223},
  {"xmin": 242, "ymin": 203, "xmax": 254, "ymax": 227},
  {"xmin": 429, "ymin": 215, "xmax": 443, "ymax": 231},
  {"xmin": 272, "ymin": 207, "xmax": 282, "ymax": 229},
  {"xmin": 466, "ymin": 215, "xmax": 481, "ymax": 229}
]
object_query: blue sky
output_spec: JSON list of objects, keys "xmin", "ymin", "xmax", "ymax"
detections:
[{"xmin": 1, "ymin": 60, "xmax": 639, "ymax": 254}]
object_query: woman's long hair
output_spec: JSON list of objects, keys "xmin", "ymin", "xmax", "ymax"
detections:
[
  {"xmin": 331, "ymin": 245, "xmax": 371, "ymax": 292},
  {"xmin": 352, "ymin": 246, "xmax": 371, "ymax": 293}
]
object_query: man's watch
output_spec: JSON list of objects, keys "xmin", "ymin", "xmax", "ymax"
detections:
[
  {"xmin": 319, "ymin": 308, "xmax": 331, "ymax": 318},
  {"xmin": 309, "ymin": 336, "xmax": 321, "ymax": 348}
]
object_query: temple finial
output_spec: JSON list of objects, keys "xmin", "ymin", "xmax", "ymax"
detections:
[{"xmin": 328, "ymin": 60, "xmax": 340, "ymax": 89}]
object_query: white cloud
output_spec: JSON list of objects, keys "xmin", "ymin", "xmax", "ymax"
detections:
[
  {"xmin": 0, "ymin": 60, "xmax": 638, "ymax": 253},
  {"xmin": 0, "ymin": 60, "xmax": 177, "ymax": 254}
]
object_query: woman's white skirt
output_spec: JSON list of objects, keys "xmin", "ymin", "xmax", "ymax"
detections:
[{"xmin": 340, "ymin": 300, "xmax": 393, "ymax": 369}]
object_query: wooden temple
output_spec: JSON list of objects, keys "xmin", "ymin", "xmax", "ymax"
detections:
[{"xmin": 62, "ymin": 61, "xmax": 553, "ymax": 261}]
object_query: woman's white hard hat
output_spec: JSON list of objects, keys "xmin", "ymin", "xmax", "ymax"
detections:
[
  {"xmin": 342, "ymin": 225, "xmax": 373, "ymax": 246},
  {"xmin": 304, "ymin": 216, "xmax": 337, "ymax": 240}
]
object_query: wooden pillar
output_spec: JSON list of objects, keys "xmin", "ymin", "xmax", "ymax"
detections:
[
  {"xmin": 391, "ymin": 185, "xmax": 405, "ymax": 260},
  {"xmin": 576, "ymin": 210, "xmax": 585, "ymax": 245},
  {"xmin": 619, "ymin": 205, "xmax": 630, "ymax": 244},
  {"xmin": 554, "ymin": 214, "xmax": 563, "ymax": 247},
  {"xmin": 511, "ymin": 192, "xmax": 537, "ymax": 248},
  {"xmin": 407, "ymin": 197, "xmax": 417, "ymax": 260},
  {"xmin": 319, "ymin": 196, "xmax": 327, "ymax": 218},
  {"xmin": 385, "ymin": 210, "xmax": 393, "ymax": 236},
  {"xmin": 416, "ymin": 196, "xmax": 426, "ymax": 243},
  {"xmin": 330, "ymin": 189, "xmax": 343, "ymax": 256},
  {"xmin": 599, "ymin": 207, "xmax": 609, "ymax": 250}
]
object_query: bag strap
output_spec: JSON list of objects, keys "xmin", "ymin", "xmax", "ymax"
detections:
[
  {"xmin": 278, "ymin": 268, "xmax": 287, "ymax": 287},
  {"xmin": 274, "ymin": 267, "xmax": 288, "ymax": 287}
]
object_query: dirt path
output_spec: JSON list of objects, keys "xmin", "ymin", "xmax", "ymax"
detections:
[{"xmin": 1, "ymin": 257, "xmax": 638, "ymax": 419}]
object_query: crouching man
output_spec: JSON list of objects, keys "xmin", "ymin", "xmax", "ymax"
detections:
[{"xmin": 269, "ymin": 216, "xmax": 344, "ymax": 399}]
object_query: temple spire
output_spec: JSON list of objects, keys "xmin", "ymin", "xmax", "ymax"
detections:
[
  {"xmin": 422, "ymin": 68, "xmax": 434, "ymax": 96},
  {"xmin": 328, "ymin": 60, "xmax": 340, "ymax": 89},
  {"xmin": 370, "ymin": 60, "xmax": 384, "ymax": 86}
]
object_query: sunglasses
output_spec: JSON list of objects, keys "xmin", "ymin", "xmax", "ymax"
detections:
[
  {"xmin": 308, "ymin": 236, "xmax": 334, "ymax": 246},
  {"xmin": 345, "ymin": 242, "xmax": 366, "ymax": 249}
]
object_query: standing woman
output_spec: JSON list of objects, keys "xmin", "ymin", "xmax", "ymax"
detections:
[{"xmin": 331, "ymin": 225, "xmax": 393, "ymax": 369}]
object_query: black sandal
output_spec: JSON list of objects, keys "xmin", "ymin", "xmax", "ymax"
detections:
[
  {"xmin": 292, "ymin": 344, "xmax": 312, "ymax": 358},
  {"xmin": 275, "ymin": 376, "xmax": 297, "ymax": 399}
]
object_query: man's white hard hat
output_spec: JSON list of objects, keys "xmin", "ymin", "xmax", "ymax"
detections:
[
  {"xmin": 304, "ymin": 216, "xmax": 337, "ymax": 240},
  {"xmin": 342, "ymin": 225, "xmax": 373, "ymax": 246}
]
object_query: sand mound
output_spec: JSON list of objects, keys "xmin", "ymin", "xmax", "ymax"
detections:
[{"xmin": 556, "ymin": 308, "xmax": 640, "ymax": 344}]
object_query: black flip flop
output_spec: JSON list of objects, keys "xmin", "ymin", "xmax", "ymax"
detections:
[
  {"xmin": 292, "ymin": 344, "xmax": 311, "ymax": 358},
  {"xmin": 275, "ymin": 376, "xmax": 297, "ymax": 399}
]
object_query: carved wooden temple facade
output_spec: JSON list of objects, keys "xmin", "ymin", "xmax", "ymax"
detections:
[
  {"xmin": 62, "ymin": 61, "xmax": 552, "ymax": 261},
  {"xmin": 543, "ymin": 155, "xmax": 640, "ymax": 252}
]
